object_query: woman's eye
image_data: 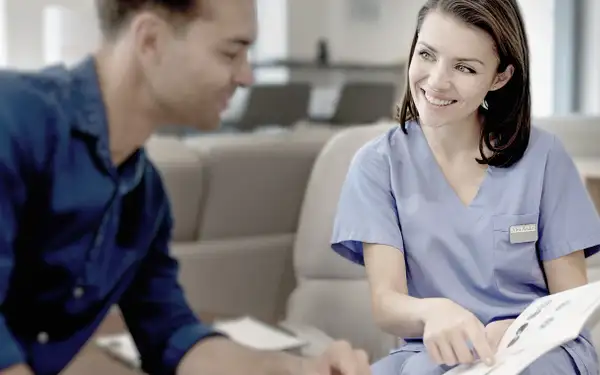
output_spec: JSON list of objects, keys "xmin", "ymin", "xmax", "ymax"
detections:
[
  {"xmin": 418, "ymin": 50, "xmax": 434, "ymax": 61},
  {"xmin": 456, "ymin": 65, "xmax": 476, "ymax": 74}
]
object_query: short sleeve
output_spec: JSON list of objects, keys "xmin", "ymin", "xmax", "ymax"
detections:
[
  {"xmin": 330, "ymin": 143, "xmax": 404, "ymax": 265},
  {"xmin": 538, "ymin": 135, "xmax": 600, "ymax": 261}
]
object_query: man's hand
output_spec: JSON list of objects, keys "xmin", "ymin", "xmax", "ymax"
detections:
[
  {"xmin": 484, "ymin": 319, "xmax": 515, "ymax": 353},
  {"xmin": 177, "ymin": 336, "xmax": 371, "ymax": 375},
  {"xmin": 301, "ymin": 341, "xmax": 371, "ymax": 375}
]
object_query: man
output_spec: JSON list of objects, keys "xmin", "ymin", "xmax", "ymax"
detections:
[{"xmin": 0, "ymin": 0, "xmax": 371, "ymax": 374}]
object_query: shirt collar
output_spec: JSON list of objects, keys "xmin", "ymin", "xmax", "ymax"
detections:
[
  {"xmin": 67, "ymin": 55, "xmax": 147, "ymax": 190},
  {"xmin": 69, "ymin": 55, "xmax": 111, "ymax": 142}
]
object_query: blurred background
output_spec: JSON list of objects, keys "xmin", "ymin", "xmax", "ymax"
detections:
[{"xmin": 0, "ymin": 0, "xmax": 596, "ymax": 132}]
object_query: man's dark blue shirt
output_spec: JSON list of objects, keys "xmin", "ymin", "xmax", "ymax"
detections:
[{"xmin": 0, "ymin": 56, "xmax": 219, "ymax": 375}]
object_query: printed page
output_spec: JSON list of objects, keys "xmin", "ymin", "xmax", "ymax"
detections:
[
  {"xmin": 444, "ymin": 339, "xmax": 562, "ymax": 375},
  {"xmin": 496, "ymin": 281, "xmax": 600, "ymax": 353},
  {"xmin": 444, "ymin": 280, "xmax": 600, "ymax": 375}
]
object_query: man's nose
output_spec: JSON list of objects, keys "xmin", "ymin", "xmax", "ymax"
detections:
[{"xmin": 234, "ymin": 59, "xmax": 254, "ymax": 88}]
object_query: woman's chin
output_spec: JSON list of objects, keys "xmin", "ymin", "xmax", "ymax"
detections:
[{"xmin": 417, "ymin": 112, "xmax": 452, "ymax": 128}]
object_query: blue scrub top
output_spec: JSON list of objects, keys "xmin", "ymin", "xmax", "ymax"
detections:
[{"xmin": 331, "ymin": 120, "xmax": 600, "ymax": 327}]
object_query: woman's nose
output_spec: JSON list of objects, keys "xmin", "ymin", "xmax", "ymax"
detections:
[{"xmin": 427, "ymin": 64, "xmax": 452, "ymax": 91}]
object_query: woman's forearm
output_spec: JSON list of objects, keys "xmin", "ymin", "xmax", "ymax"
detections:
[{"xmin": 373, "ymin": 289, "xmax": 442, "ymax": 339}]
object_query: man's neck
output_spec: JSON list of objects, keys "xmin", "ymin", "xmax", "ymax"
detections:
[{"xmin": 94, "ymin": 46, "xmax": 158, "ymax": 166}]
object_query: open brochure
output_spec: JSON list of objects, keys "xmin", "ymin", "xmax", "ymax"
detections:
[
  {"xmin": 95, "ymin": 316, "xmax": 307, "ymax": 368},
  {"xmin": 445, "ymin": 280, "xmax": 600, "ymax": 375}
]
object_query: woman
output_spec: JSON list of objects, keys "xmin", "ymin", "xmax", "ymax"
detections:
[{"xmin": 330, "ymin": 0, "xmax": 600, "ymax": 374}]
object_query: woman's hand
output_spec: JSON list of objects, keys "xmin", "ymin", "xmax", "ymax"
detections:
[
  {"xmin": 484, "ymin": 319, "xmax": 515, "ymax": 353},
  {"xmin": 422, "ymin": 299, "xmax": 494, "ymax": 367}
]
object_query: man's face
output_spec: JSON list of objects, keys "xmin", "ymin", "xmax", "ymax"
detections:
[{"xmin": 136, "ymin": 0, "xmax": 256, "ymax": 130}]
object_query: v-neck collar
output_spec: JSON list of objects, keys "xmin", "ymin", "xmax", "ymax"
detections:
[{"xmin": 408, "ymin": 120, "xmax": 492, "ymax": 210}]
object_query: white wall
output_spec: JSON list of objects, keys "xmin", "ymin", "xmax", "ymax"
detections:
[
  {"xmin": 43, "ymin": 3, "xmax": 99, "ymax": 66},
  {"xmin": 288, "ymin": 0, "xmax": 424, "ymax": 64},
  {"xmin": 288, "ymin": 0, "xmax": 556, "ymax": 116},
  {"xmin": 580, "ymin": 0, "xmax": 600, "ymax": 114},
  {"xmin": 4, "ymin": 0, "xmax": 97, "ymax": 70},
  {"xmin": 0, "ymin": 0, "xmax": 573, "ymax": 117},
  {"xmin": 518, "ymin": 0, "xmax": 555, "ymax": 117},
  {"xmin": 0, "ymin": 0, "xmax": 5, "ymax": 66},
  {"xmin": 254, "ymin": 0, "xmax": 287, "ymax": 61}
]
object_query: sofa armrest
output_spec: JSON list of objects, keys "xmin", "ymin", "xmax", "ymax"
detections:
[{"xmin": 171, "ymin": 234, "xmax": 295, "ymax": 323}]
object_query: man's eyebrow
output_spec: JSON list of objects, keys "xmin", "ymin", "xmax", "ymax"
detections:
[
  {"xmin": 417, "ymin": 42, "xmax": 485, "ymax": 65},
  {"xmin": 228, "ymin": 37, "xmax": 253, "ymax": 47}
]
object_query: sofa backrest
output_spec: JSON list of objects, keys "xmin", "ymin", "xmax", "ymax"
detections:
[
  {"xmin": 534, "ymin": 116, "xmax": 600, "ymax": 157},
  {"xmin": 185, "ymin": 130, "xmax": 337, "ymax": 240},
  {"xmin": 145, "ymin": 135, "xmax": 205, "ymax": 242},
  {"xmin": 285, "ymin": 122, "xmax": 398, "ymax": 361}
]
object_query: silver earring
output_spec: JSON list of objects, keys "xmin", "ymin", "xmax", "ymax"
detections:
[{"xmin": 482, "ymin": 99, "xmax": 489, "ymax": 110}]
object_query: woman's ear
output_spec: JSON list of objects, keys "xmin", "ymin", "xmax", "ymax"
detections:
[{"xmin": 490, "ymin": 64, "xmax": 515, "ymax": 91}]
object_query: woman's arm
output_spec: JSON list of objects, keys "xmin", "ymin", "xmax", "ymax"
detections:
[
  {"xmin": 542, "ymin": 249, "xmax": 588, "ymax": 294},
  {"xmin": 363, "ymin": 243, "xmax": 437, "ymax": 338}
]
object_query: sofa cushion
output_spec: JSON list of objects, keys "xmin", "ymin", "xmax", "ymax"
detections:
[
  {"xmin": 145, "ymin": 136, "xmax": 204, "ymax": 242},
  {"xmin": 293, "ymin": 123, "xmax": 397, "ymax": 279},
  {"xmin": 185, "ymin": 132, "xmax": 333, "ymax": 240}
]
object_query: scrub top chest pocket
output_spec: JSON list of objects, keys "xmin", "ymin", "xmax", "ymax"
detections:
[{"xmin": 492, "ymin": 213, "xmax": 546, "ymax": 290}]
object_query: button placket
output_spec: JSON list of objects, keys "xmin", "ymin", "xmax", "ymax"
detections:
[
  {"xmin": 37, "ymin": 331, "xmax": 49, "ymax": 344},
  {"xmin": 82, "ymin": 198, "xmax": 116, "ymax": 286},
  {"xmin": 73, "ymin": 286, "xmax": 85, "ymax": 299}
]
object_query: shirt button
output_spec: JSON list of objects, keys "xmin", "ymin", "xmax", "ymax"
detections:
[
  {"xmin": 73, "ymin": 287, "xmax": 84, "ymax": 299},
  {"xmin": 37, "ymin": 332, "xmax": 49, "ymax": 344}
]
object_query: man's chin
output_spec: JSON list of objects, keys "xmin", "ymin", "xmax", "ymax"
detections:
[{"xmin": 173, "ymin": 114, "xmax": 222, "ymax": 132}]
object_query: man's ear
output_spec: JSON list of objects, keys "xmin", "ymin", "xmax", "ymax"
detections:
[
  {"xmin": 490, "ymin": 64, "xmax": 515, "ymax": 91},
  {"xmin": 130, "ymin": 11, "xmax": 172, "ymax": 65}
]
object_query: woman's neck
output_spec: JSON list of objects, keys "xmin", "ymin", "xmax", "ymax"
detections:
[{"xmin": 421, "ymin": 113, "xmax": 483, "ymax": 161}]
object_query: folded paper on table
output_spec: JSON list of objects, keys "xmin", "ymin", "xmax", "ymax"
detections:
[
  {"xmin": 444, "ymin": 280, "xmax": 600, "ymax": 375},
  {"xmin": 212, "ymin": 316, "xmax": 307, "ymax": 351},
  {"xmin": 95, "ymin": 333, "xmax": 141, "ymax": 369},
  {"xmin": 95, "ymin": 316, "xmax": 306, "ymax": 368}
]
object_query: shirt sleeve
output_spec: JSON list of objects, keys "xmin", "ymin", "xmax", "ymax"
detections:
[
  {"xmin": 0, "ymin": 81, "xmax": 50, "ymax": 371},
  {"xmin": 118, "ymin": 200, "xmax": 224, "ymax": 375},
  {"xmin": 330, "ymin": 142, "xmax": 404, "ymax": 266},
  {"xmin": 538, "ymin": 135, "xmax": 600, "ymax": 261}
]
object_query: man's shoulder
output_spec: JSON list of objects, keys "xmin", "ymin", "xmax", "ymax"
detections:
[
  {"xmin": 0, "ymin": 65, "xmax": 77, "ymax": 166},
  {"xmin": 0, "ymin": 66, "xmax": 73, "ymax": 137}
]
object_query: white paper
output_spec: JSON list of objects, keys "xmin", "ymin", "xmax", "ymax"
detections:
[
  {"xmin": 213, "ymin": 316, "xmax": 307, "ymax": 351},
  {"xmin": 95, "ymin": 316, "xmax": 306, "ymax": 367},
  {"xmin": 95, "ymin": 333, "xmax": 141, "ymax": 368},
  {"xmin": 445, "ymin": 280, "xmax": 600, "ymax": 375}
]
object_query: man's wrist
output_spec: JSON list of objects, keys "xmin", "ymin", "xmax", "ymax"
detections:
[
  {"xmin": 258, "ymin": 350, "xmax": 306, "ymax": 375},
  {"xmin": 177, "ymin": 335, "xmax": 308, "ymax": 375}
]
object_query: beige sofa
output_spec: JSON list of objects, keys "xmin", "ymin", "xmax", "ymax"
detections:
[
  {"xmin": 145, "ymin": 127, "xmax": 340, "ymax": 324},
  {"xmin": 280, "ymin": 123, "xmax": 398, "ymax": 360}
]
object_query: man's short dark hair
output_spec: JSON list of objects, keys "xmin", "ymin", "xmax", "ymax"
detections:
[{"xmin": 95, "ymin": 0, "xmax": 202, "ymax": 39}]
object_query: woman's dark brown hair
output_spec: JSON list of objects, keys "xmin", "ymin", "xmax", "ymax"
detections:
[{"xmin": 396, "ymin": 0, "xmax": 531, "ymax": 168}]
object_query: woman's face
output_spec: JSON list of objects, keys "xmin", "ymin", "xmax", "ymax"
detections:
[{"xmin": 408, "ymin": 10, "xmax": 513, "ymax": 128}]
